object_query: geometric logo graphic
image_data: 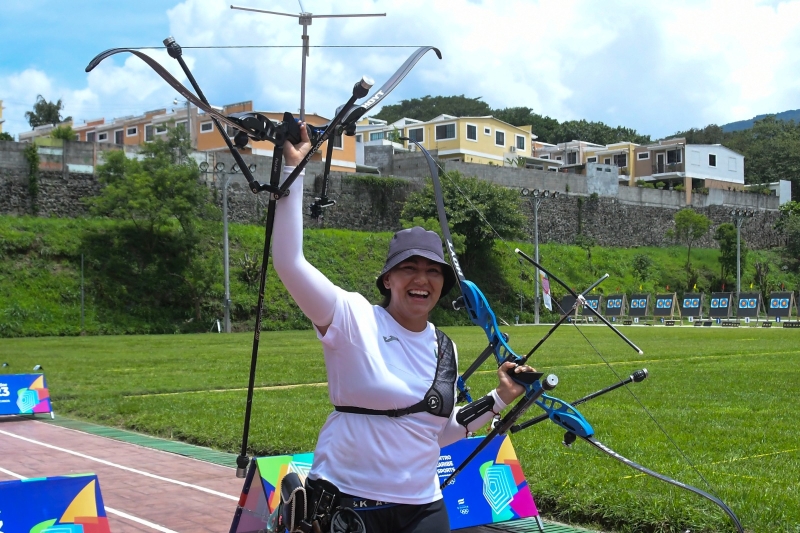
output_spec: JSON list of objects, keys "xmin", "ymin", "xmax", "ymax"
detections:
[
  {"xmin": 288, "ymin": 460, "xmax": 312, "ymax": 479},
  {"xmin": 16, "ymin": 388, "xmax": 39, "ymax": 413},
  {"xmin": 607, "ymin": 299, "xmax": 622, "ymax": 308},
  {"xmin": 482, "ymin": 463, "xmax": 515, "ymax": 515}
]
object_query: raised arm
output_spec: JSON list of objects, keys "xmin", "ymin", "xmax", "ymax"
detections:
[{"xmin": 271, "ymin": 123, "xmax": 338, "ymax": 334}]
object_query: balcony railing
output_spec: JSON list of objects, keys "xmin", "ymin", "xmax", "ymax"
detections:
[{"xmin": 652, "ymin": 162, "xmax": 684, "ymax": 174}]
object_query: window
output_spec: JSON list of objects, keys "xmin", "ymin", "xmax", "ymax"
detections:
[
  {"xmin": 667, "ymin": 149, "xmax": 682, "ymax": 164},
  {"xmin": 74, "ymin": 134, "xmax": 80, "ymax": 141},
  {"xmin": 145, "ymin": 125, "xmax": 153, "ymax": 142},
  {"xmin": 548, "ymin": 166, "xmax": 558, "ymax": 172},
  {"xmin": 126, "ymin": 126, "xmax": 137, "ymax": 136},
  {"xmin": 333, "ymin": 134, "xmax": 343, "ymax": 149},
  {"xmin": 540, "ymin": 154, "xmax": 549, "ymax": 160},
  {"xmin": 613, "ymin": 153, "xmax": 627, "ymax": 167},
  {"xmin": 175, "ymin": 120, "xmax": 188, "ymax": 132},
  {"xmin": 466, "ymin": 124, "xmax": 477, "ymax": 141},
  {"xmin": 97, "ymin": 132, "xmax": 108, "ymax": 142},
  {"xmin": 604, "ymin": 158, "xmax": 611, "ymax": 164},
  {"xmin": 435, "ymin": 123, "xmax": 456, "ymax": 140},
  {"xmin": 708, "ymin": 154, "xmax": 717, "ymax": 167},
  {"xmin": 515, "ymin": 135, "xmax": 525, "ymax": 150},
  {"xmin": 637, "ymin": 152, "xmax": 649, "ymax": 160},
  {"xmin": 556, "ymin": 156, "xmax": 562, "ymax": 161},
  {"xmin": 532, "ymin": 165, "xmax": 544, "ymax": 170},
  {"xmin": 566, "ymin": 152, "xmax": 577, "ymax": 165},
  {"xmin": 408, "ymin": 127, "xmax": 423, "ymax": 143},
  {"xmin": 587, "ymin": 156, "xmax": 597, "ymax": 163},
  {"xmin": 728, "ymin": 157, "xmax": 737, "ymax": 171},
  {"xmin": 370, "ymin": 131, "xmax": 384, "ymax": 141},
  {"xmin": 115, "ymin": 130, "xmax": 123, "ymax": 144},
  {"xmin": 355, "ymin": 134, "xmax": 363, "ymax": 142},
  {"xmin": 484, "ymin": 127, "xmax": 491, "ymax": 135},
  {"xmin": 495, "ymin": 130, "xmax": 505, "ymax": 146},
  {"xmin": 200, "ymin": 122, "xmax": 213, "ymax": 133},
  {"xmin": 156, "ymin": 124, "xmax": 168, "ymax": 135},
  {"xmin": 87, "ymin": 132, "xmax": 96, "ymax": 142}
]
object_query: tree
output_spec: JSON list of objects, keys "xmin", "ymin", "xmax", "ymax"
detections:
[
  {"xmin": 400, "ymin": 170, "xmax": 526, "ymax": 267},
  {"xmin": 50, "ymin": 125, "xmax": 76, "ymax": 141},
  {"xmin": 375, "ymin": 95, "xmax": 492, "ymax": 124},
  {"xmin": 671, "ymin": 209, "xmax": 711, "ymax": 271},
  {"xmin": 781, "ymin": 214, "xmax": 800, "ymax": 271},
  {"xmin": 632, "ymin": 253, "xmax": 654, "ymax": 282},
  {"xmin": 25, "ymin": 95, "xmax": 71, "ymax": 128},
  {"xmin": 0, "ymin": 132, "xmax": 13, "ymax": 141},
  {"xmin": 86, "ymin": 125, "xmax": 218, "ymax": 322},
  {"xmin": 714, "ymin": 222, "xmax": 746, "ymax": 282}
]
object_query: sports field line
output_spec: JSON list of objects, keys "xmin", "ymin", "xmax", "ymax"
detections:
[
  {"xmin": 126, "ymin": 350, "xmax": 797, "ymax": 398},
  {"xmin": 0, "ymin": 465, "xmax": 179, "ymax": 533},
  {"xmin": 0, "ymin": 428, "xmax": 237, "ymax": 501},
  {"xmin": 128, "ymin": 381, "xmax": 329, "ymax": 397}
]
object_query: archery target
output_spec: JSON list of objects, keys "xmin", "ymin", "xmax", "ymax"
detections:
[
  {"xmin": 629, "ymin": 295, "xmax": 649, "ymax": 317},
  {"xmin": 653, "ymin": 294, "xmax": 675, "ymax": 317},
  {"xmin": 767, "ymin": 292, "xmax": 795, "ymax": 318},
  {"xmin": 581, "ymin": 296, "xmax": 601, "ymax": 315},
  {"xmin": 604, "ymin": 295, "xmax": 625, "ymax": 316},
  {"xmin": 709, "ymin": 293, "xmax": 733, "ymax": 318},
  {"xmin": 679, "ymin": 293, "xmax": 703, "ymax": 318},
  {"xmin": 736, "ymin": 292, "xmax": 761, "ymax": 318}
]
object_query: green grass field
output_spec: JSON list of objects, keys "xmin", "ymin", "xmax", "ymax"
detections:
[{"xmin": 2, "ymin": 326, "xmax": 798, "ymax": 533}]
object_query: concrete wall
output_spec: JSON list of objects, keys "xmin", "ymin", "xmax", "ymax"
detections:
[{"xmin": 0, "ymin": 140, "xmax": 784, "ymax": 250}]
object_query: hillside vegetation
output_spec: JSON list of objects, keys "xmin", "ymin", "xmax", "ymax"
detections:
[{"xmin": 1, "ymin": 215, "xmax": 798, "ymax": 338}]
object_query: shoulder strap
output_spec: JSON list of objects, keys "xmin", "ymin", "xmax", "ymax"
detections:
[{"xmin": 334, "ymin": 328, "xmax": 457, "ymax": 418}]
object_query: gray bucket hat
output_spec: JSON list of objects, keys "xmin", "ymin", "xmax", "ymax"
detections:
[{"xmin": 376, "ymin": 227, "xmax": 458, "ymax": 298}]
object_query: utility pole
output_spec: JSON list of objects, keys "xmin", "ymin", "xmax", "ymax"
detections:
[{"xmin": 520, "ymin": 188, "xmax": 560, "ymax": 324}]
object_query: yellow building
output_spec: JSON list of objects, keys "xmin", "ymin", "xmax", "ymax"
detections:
[
  {"xmin": 357, "ymin": 114, "xmax": 536, "ymax": 166},
  {"xmin": 584, "ymin": 141, "xmax": 640, "ymax": 185}
]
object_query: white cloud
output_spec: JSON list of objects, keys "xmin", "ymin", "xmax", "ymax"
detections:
[{"xmin": 3, "ymin": 0, "xmax": 800, "ymax": 139}]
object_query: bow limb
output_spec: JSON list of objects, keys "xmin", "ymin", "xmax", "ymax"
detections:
[{"xmin": 585, "ymin": 437, "xmax": 744, "ymax": 533}]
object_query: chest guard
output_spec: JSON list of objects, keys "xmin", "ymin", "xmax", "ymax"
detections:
[{"xmin": 334, "ymin": 328, "xmax": 457, "ymax": 418}]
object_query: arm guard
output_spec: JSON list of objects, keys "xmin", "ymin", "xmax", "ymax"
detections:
[{"xmin": 456, "ymin": 393, "xmax": 497, "ymax": 428}]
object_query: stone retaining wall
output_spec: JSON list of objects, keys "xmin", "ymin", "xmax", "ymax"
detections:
[{"xmin": 0, "ymin": 140, "xmax": 783, "ymax": 249}]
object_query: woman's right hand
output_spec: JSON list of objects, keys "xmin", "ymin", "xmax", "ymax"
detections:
[{"xmin": 283, "ymin": 122, "xmax": 312, "ymax": 167}]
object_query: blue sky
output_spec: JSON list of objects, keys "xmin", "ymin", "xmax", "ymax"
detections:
[{"xmin": 2, "ymin": 0, "xmax": 800, "ymax": 140}]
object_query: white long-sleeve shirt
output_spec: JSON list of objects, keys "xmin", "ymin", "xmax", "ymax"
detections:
[{"xmin": 271, "ymin": 167, "xmax": 505, "ymax": 505}]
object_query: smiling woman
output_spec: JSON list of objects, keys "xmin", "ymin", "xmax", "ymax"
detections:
[{"xmin": 264, "ymin": 124, "xmax": 532, "ymax": 533}]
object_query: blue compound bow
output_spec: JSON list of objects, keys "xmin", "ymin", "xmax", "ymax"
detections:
[{"xmin": 404, "ymin": 139, "xmax": 744, "ymax": 533}]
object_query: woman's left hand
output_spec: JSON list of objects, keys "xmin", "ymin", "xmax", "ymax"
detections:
[{"xmin": 496, "ymin": 361, "xmax": 537, "ymax": 405}]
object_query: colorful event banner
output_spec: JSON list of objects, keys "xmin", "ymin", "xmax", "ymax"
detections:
[
  {"xmin": 0, "ymin": 474, "xmax": 110, "ymax": 533},
  {"xmin": 0, "ymin": 373, "xmax": 53, "ymax": 417},
  {"xmin": 230, "ymin": 435, "xmax": 539, "ymax": 532}
]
